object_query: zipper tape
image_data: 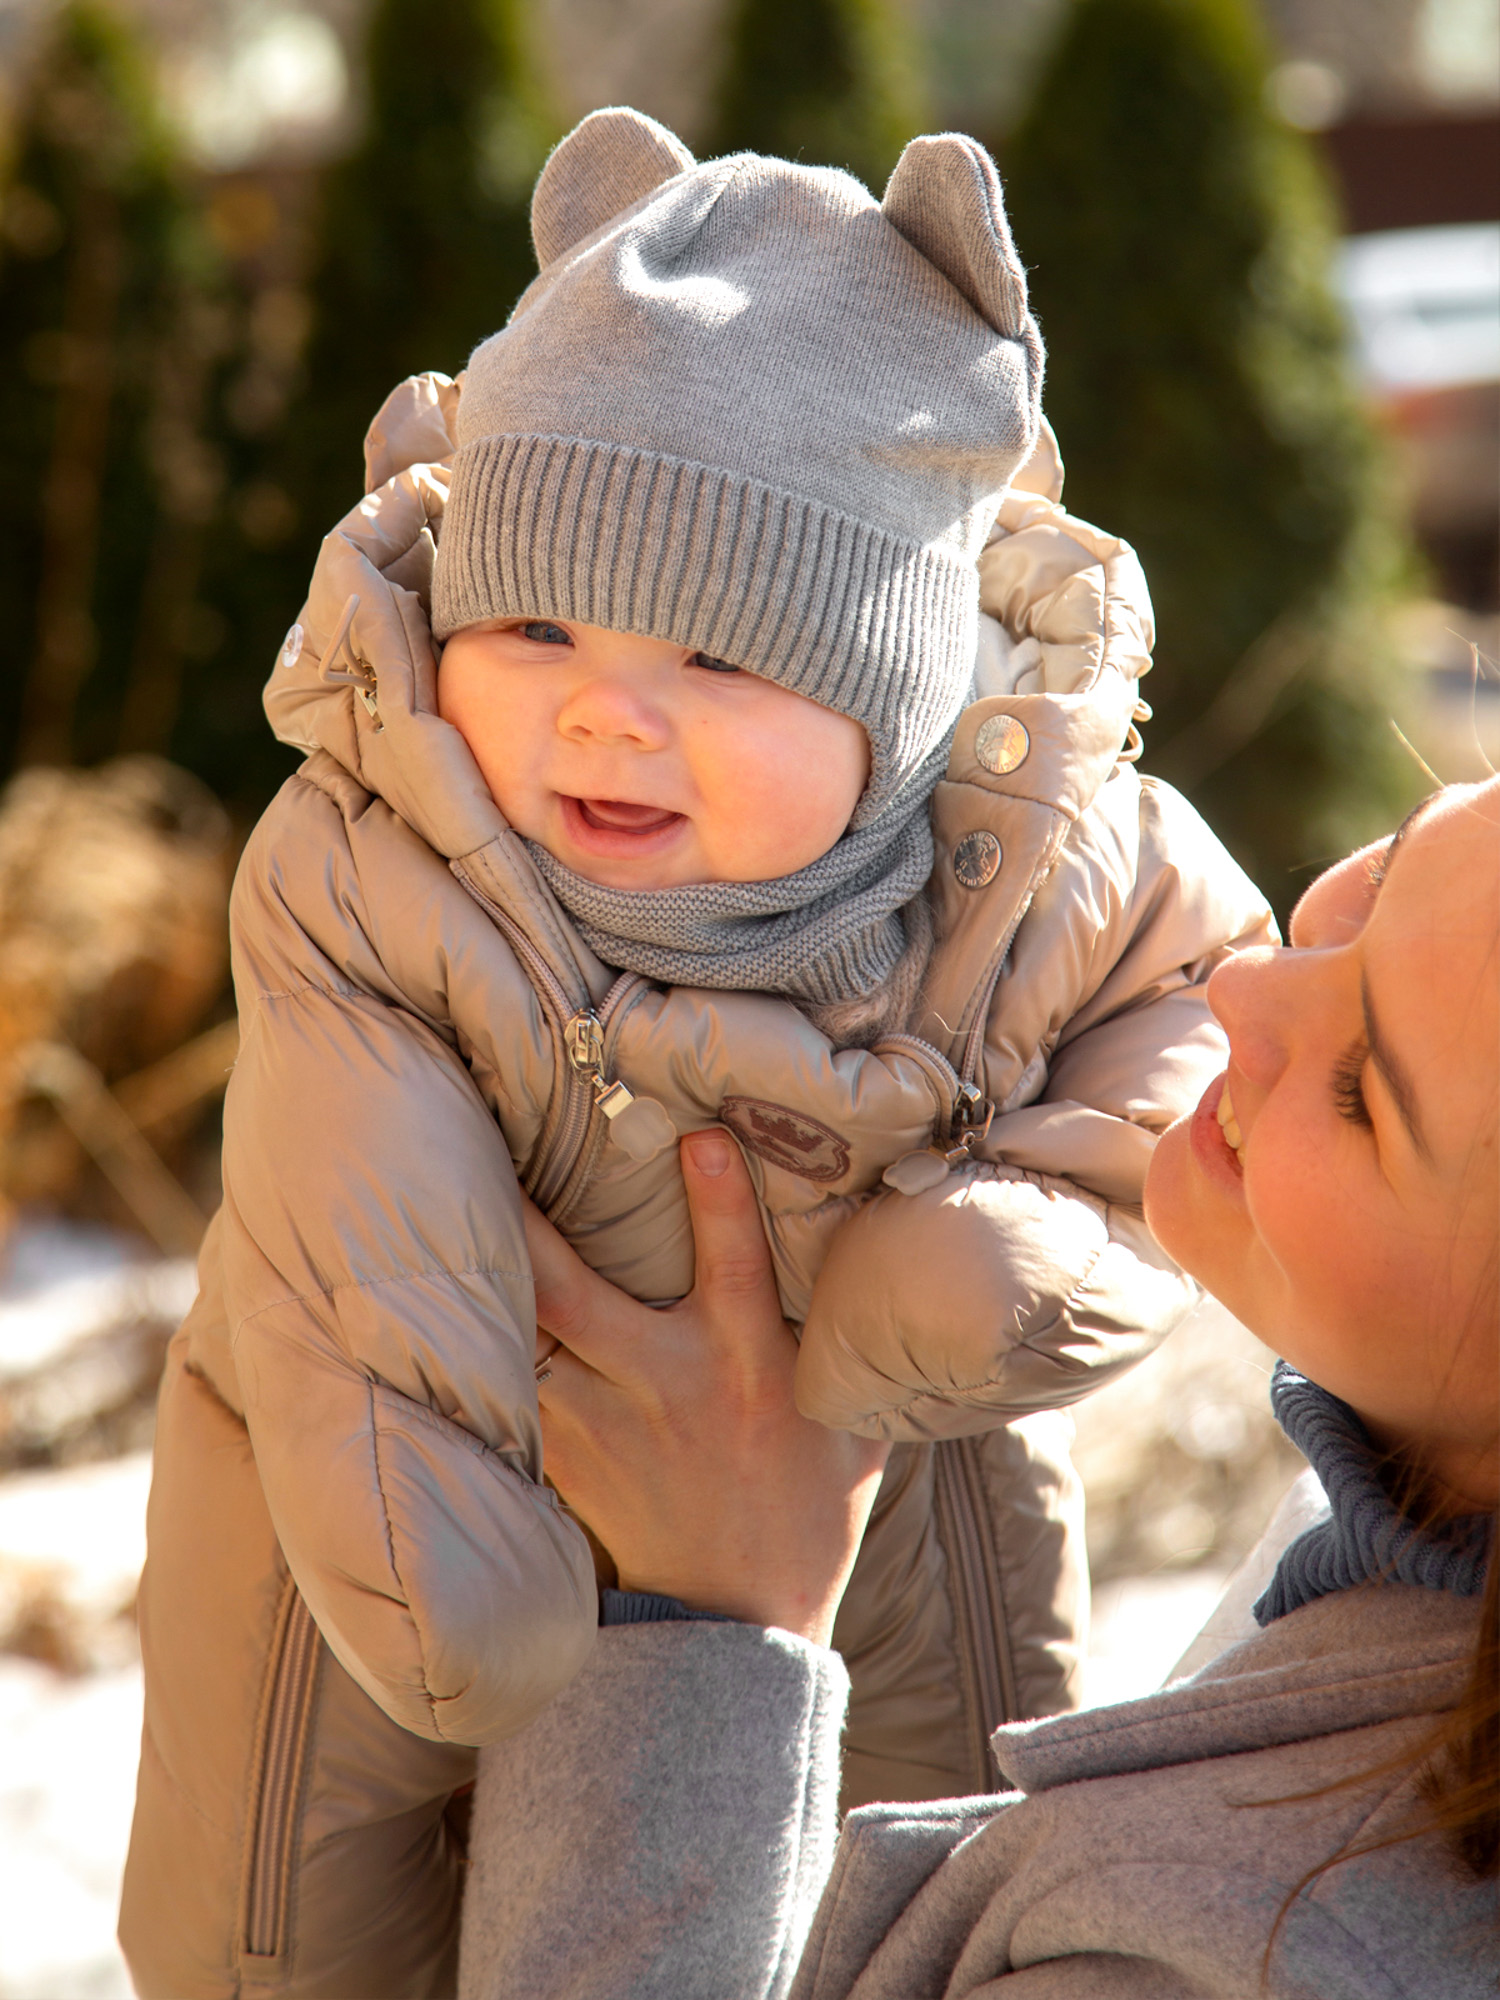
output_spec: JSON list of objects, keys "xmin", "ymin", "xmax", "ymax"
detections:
[
  {"xmin": 933, "ymin": 1437, "xmax": 1019, "ymax": 1792},
  {"xmin": 452, "ymin": 862, "xmax": 653, "ymax": 1218},
  {"xmin": 240, "ymin": 1581, "xmax": 322, "ymax": 1970}
]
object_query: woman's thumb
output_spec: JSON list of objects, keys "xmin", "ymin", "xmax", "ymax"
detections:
[{"xmin": 681, "ymin": 1129, "xmax": 780, "ymax": 1313}]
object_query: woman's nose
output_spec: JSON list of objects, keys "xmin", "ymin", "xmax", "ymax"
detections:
[
  {"xmin": 1208, "ymin": 940, "xmax": 1354, "ymax": 1091},
  {"xmin": 1206, "ymin": 946, "xmax": 1296, "ymax": 1090}
]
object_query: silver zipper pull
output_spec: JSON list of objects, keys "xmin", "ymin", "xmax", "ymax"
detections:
[
  {"xmin": 565, "ymin": 1011, "xmax": 637, "ymax": 1120},
  {"xmin": 564, "ymin": 1008, "xmax": 675, "ymax": 1163},
  {"xmin": 882, "ymin": 1082, "xmax": 995, "ymax": 1196},
  {"xmin": 938, "ymin": 1081, "xmax": 994, "ymax": 1165},
  {"xmin": 565, "ymin": 1012, "xmax": 604, "ymax": 1077},
  {"xmin": 952, "ymin": 1081, "xmax": 994, "ymax": 1150}
]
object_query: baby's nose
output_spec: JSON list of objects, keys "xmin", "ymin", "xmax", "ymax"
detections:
[{"xmin": 558, "ymin": 673, "xmax": 671, "ymax": 749}]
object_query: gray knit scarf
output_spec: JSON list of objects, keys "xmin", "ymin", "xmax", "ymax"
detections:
[
  {"xmin": 1254, "ymin": 1362, "xmax": 1492, "ymax": 1625},
  {"xmin": 526, "ymin": 738, "xmax": 948, "ymax": 1003}
]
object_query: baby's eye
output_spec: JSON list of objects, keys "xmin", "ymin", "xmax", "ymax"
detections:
[
  {"xmin": 690, "ymin": 651, "xmax": 742, "ymax": 675},
  {"xmin": 520, "ymin": 621, "xmax": 571, "ymax": 645}
]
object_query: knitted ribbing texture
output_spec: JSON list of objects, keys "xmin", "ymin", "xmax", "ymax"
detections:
[{"xmin": 1255, "ymin": 1362, "xmax": 1492, "ymax": 1625}]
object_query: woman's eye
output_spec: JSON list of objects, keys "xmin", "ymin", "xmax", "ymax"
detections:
[
  {"xmin": 1331, "ymin": 1042, "xmax": 1374, "ymax": 1132},
  {"xmin": 690, "ymin": 651, "xmax": 742, "ymax": 675},
  {"xmin": 521, "ymin": 621, "xmax": 570, "ymax": 645}
]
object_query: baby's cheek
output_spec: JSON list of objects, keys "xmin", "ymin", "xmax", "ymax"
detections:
[{"xmin": 702, "ymin": 767, "xmax": 833, "ymax": 878}]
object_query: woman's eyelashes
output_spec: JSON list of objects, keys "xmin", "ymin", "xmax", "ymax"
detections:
[
  {"xmin": 1332, "ymin": 1041, "xmax": 1375, "ymax": 1131},
  {"xmin": 690, "ymin": 651, "xmax": 742, "ymax": 675}
]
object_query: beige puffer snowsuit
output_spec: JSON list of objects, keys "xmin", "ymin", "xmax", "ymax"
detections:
[{"xmin": 120, "ymin": 375, "xmax": 1274, "ymax": 1998}]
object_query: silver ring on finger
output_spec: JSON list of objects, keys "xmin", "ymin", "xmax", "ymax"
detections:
[{"xmin": 534, "ymin": 1337, "xmax": 561, "ymax": 1382}]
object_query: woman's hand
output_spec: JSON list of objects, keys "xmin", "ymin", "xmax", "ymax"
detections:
[{"xmin": 528, "ymin": 1129, "xmax": 888, "ymax": 1645}]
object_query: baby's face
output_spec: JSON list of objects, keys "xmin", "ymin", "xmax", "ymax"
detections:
[{"xmin": 438, "ymin": 617, "xmax": 870, "ymax": 889}]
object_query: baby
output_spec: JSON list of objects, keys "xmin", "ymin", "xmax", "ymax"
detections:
[{"xmin": 121, "ymin": 110, "xmax": 1273, "ymax": 1996}]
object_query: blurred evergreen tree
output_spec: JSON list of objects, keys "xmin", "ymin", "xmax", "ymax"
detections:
[
  {"xmin": 282, "ymin": 0, "xmax": 547, "ymax": 549},
  {"xmin": 182, "ymin": 0, "xmax": 553, "ymax": 813},
  {"xmin": 0, "ymin": 3, "xmax": 226, "ymax": 776},
  {"xmin": 707, "ymin": 0, "xmax": 925, "ymax": 191},
  {"xmin": 1003, "ymin": 0, "xmax": 1418, "ymax": 914}
]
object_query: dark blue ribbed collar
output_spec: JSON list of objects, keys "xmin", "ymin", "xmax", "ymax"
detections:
[{"xmin": 1254, "ymin": 1361, "xmax": 1493, "ymax": 1626}]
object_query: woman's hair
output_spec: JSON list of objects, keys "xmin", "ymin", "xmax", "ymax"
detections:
[{"xmin": 1419, "ymin": 1525, "xmax": 1499, "ymax": 1875}]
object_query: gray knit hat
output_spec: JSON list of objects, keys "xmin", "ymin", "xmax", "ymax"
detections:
[{"xmin": 431, "ymin": 107, "xmax": 1043, "ymax": 827}]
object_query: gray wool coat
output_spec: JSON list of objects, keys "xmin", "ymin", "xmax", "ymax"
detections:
[{"xmin": 457, "ymin": 1581, "xmax": 1495, "ymax": 1999}]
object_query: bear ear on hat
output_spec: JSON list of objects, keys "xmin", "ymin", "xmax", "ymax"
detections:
[
  {"xmin": 532, "ymin": 107, "xmax": 695, "ymax": 269},
  {"xmin": 881, "ymin": 134, "xmax": 1030, "ymax": 340}
]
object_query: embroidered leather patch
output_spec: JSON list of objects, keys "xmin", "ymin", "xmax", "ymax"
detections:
[{"xmin": 719, "ymin": 1097, "xmax": 852, "ymax": 1184}]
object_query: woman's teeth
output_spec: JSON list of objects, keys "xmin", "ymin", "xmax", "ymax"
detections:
[{"xmin": 1215, "ymin": 1082, "xmax": 1246, "ymax": 1163}]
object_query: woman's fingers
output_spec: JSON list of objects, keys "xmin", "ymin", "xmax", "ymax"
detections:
[
  {"xmin": 528, "ymin": 1132, "xmax": 776, "ymax": 1381},
  {"xmin": 530, "ymin": 1129, "xmax": 888, "ymax": 1641},
  {"xmin": 680, "ymin": 1129, "xmax": 783, "ymax": 1321},
  {"xmin": 522, "ymin": 1195, "xmax": 650, "ymax": 1371}
]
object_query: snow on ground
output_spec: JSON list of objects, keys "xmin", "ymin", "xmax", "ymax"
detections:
[
  {"xmin": 0, "ymin": 1658, "xmax": 141, "ymax": 2000},
  {"xmin": 0, "ymin": 1450, "xmax": 150, "ymax": 1999},
  {"xmin": 0, "ymin": 1454, "xmax": 152, "ymax": 1642},
  {"xmin": 0, "ymin": 1218, "xmax": 195, "ymax": 1382}
]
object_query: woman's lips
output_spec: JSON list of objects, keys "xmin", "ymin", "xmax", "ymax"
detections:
[
  {"xmin": 559, "ymin": 794, "xmax": 686, "ymax": 857},
  {"xmin": 1189, "ymin": 1070, "xmax": 1246, "ymax": 1191}
]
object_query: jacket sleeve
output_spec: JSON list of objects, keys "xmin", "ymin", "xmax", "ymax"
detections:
[
  {"xmin": 795, "ymin": 777, "xmax": 1276, "ymax": 1439},
  {"xmin": 458, "ymin": 1623, "xmax": 851, "ymax": 2000},
  {"xmin": 221, "ymin": 775, "xmax": 597, "ymax": 1745}
]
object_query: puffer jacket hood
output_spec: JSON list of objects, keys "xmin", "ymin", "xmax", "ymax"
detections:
[{"xmin": 121, "ymin": 372, "xmax": 1275, "ymax": 1999}]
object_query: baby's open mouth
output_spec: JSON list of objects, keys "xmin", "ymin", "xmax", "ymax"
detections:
[{"xmin": 573, "ymin": 798, "xmax": 682, "ymax": 834}]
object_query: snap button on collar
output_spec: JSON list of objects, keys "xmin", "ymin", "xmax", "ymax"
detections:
[
  {"xmin": 953, "ymin": 829, "xmax": 1001, "ymax": 889},
  {"xmin": 975, "ymin": 713, "xmax": 1029, "ymax": 775},
  {"xmin": 279, "ymin": 622, "xmax": 304, "ymax": 671}
]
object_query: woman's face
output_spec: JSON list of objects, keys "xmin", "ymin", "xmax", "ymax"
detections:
[{"xmin": 1145, "ymin": 779, "xmax": 1500, "ymax": 1512}]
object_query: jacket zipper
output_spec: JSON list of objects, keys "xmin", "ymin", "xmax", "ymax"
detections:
[
  {"xmin": 456, "ymin": 870, "xmax": 1022, "ymax": 1759},
  {"xmin": 873, "ymin": 1031, "xmax": 992, "ymax": 1152},
  {"xmin": 933, "ymin": 1435, "xmax": 1019, "ymax": 1791},
  {"xmin": 452, "ymin": 865, "xmax": 647, "ymax": 1218},
  {"xmin": 241, "ymin": 1581, "xmax": 321, "ymax": 1966},
  {"xmin": 900, "ymin": 931, "xmax": 1045, "ymax": 1787}
]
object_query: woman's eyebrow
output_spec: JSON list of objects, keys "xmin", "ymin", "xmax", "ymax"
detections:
[
  {"xmin": 1372, "ymin": 790, "xmax": 1441, "ymax": 889},
  {"xmin": 1361, "ymin": 971, "xmax": 1431, "ymax": 1163}
]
